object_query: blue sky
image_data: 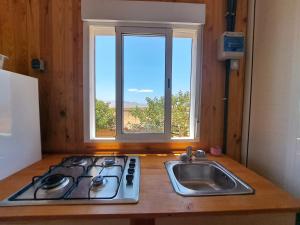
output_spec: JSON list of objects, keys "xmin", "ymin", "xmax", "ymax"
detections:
[{"xmin": 95, "ymin": 35, "xmax": 192, "ymax": 105}]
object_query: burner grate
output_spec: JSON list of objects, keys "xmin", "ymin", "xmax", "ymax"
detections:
[{"xmin": 4, "ymin": 155, "xmax": 138, "ymax": 204}]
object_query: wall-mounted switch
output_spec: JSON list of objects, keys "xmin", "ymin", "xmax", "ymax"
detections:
[{"xmin": 31, "ymin": 58, "xmax": 45, "ymax": 72}]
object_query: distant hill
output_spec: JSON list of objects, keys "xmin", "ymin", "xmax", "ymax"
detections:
[{"xmin": 104, "ymin": 101, "xmax": 146, "ymax": 109}]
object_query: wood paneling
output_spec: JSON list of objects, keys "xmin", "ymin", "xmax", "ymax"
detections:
[
  {"xmin": 0, "ymin": 0, "xmax": 248, "ymax": 160},
  {"xmin": 0, "ymin": 214, "xmax": 296, "ymax": 225},
  {"xmin": 226, "ymin": 0, "xmax": 248, "ymax": 161}
]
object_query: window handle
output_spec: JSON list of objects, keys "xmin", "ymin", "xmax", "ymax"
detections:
[{"xmin": 168, "ymin": 78, "xmax": 171, "ymax": 89}]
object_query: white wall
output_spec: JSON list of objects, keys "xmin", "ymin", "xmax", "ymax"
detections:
[{"xmin": 244, "ymin": 0, "xmax": 300, "ymax": 197}]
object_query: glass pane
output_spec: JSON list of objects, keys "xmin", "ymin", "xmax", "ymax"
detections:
[
  {"xmin": 123, "ymin": 35, "xmax": 166, "ymax": 133},
  {"xmin": 171, "ymin": 37, "xmax": 192, "ymax": 138},
  {"xmin": 95, "ymin": 35, "xmax": 116, "ymax": 137}
]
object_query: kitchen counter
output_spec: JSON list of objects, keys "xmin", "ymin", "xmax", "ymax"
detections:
[{"xmin": 0, "ymin": 154, "xmax": 299, "ymax": 221}]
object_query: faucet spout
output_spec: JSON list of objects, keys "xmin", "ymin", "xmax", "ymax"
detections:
[{"xmin": 186, "ymin": 146, "xmax": 193, "ymax": 161}]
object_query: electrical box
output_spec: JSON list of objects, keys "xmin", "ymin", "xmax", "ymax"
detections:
[{"xmin": 218, "ymin": 32, "xmax": 245, "ymax": 60}]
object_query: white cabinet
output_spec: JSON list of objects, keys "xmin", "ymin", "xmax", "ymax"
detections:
[{"xmin": 0, "ymin": 69, "xmax": 41, "ymax": 180}]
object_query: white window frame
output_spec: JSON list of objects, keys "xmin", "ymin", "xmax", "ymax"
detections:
[
  {"xmin": 85, "ymin": 25, "xmax": 116, "ymax": 141},
  {"xmin": 84, "ymin": 23, "xmax": 202, "ymax": 143},
  {"xmin": 172, "ymin": 29, "xmax": 201, "ymax": 141},
  {"xmin": 116, "ymin": 27, "xmax": 172, "ymax": 142}
]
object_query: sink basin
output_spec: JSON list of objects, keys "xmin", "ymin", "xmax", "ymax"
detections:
[{"xmin": 165, "ymin": 160, "xmax": 254, "ymax": 196}]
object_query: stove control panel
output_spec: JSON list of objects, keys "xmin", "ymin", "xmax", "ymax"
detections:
[{"xmin": 126, "ymin": 158, "xmax": 137, "ymax": 185}]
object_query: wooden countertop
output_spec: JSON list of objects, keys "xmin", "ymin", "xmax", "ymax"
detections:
[{"xmin": 0, "ymin": 154, "xmax": 299, "ymax": 220}]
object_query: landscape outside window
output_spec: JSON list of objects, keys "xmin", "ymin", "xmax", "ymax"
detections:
[
  {"xmin": 95, "ymin": 34, "xmax": 192, "ymax": 138},
  {"xmin": 123, "ymin": 35, "xmax": 166, "ymax": 134}
]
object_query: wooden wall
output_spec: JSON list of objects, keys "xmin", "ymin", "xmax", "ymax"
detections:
[{"xmin": 0, "ymin": 0, "xmax": 248, "ymax": 161}]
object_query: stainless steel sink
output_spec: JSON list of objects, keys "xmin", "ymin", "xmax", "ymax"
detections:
[{"xmin": 165, "ymin": 160, "xmax": 254, "ymax": 196}]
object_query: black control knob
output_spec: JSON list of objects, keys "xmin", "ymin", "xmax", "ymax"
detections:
[
  {"xmin": 126, "ymin": 174, "xmax": 134, "ymax": 185},
  {"xmin": 128, "ymin": 168, "xmax": 135, "ymax": 174},
  {"xmin": 130, "ymin": 158, "xmax": 136, "ymax": 163},
  {"xmin": 129, "ymin": 163, "xmax": 135, "ymax": 169}
]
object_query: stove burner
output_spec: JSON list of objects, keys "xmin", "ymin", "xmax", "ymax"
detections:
[
  {"xmin": 91, "ymin": 175, "xmax": 106, "ymax": 187},
  {"xmin": 103, "ymin": 158, "xmax": 115, "ymax": 167},
  {"xmin": 41, "ymin": 174, "xmax": 68, "ymax": 190},
  {"xmin": 71, "ymin": 157, "xmax": 87, "ymax": 166},
  {"xmin": 4, "ymin": 155, "xmax": 140, "ymax": 204}
]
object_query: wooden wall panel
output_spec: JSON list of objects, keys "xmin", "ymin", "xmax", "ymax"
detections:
[
  {"xmin": 51, "ymin": 0, "xmax": 68, "ymax": 151},
  {"xmin": 199, "ymin": 0, "xmax": 226, "ymax": 150},
  {"xmin": 38, "ymin": 0, "xmax": 53, "ymax": 151},
  {"xmin": 226, "ymin": 0, "xmax": 248, "ymax": 161},
  {"xmin": 26, "ymin": 0, "xmax": 41, "ymax": 76},
  {"xmin": 0, "ymin": 0, "xmax": 248, "ymax": 161},
  {"xmin": 0, "ymin": 0, "xmax": 28, "ymax": 73}
]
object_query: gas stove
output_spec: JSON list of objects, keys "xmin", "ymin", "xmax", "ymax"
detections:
[{"xmin": 1, "ymin": 155, "xmax": 140, "ymax": 206}]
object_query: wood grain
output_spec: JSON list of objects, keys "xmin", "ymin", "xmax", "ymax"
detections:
[
  {"xmin": 0, "ymin": 213, "xmax": 297, "ymax": 225},
  {"xmin": 0, "ymin": 154, "xmax": 299, "ymax": 221},
  {"xmin": 226, "ymin": 0, "xmax": 248, "ymax": 161},
  {"xmin": 0, "ymin": 0, "xmax": 248, "ymax": 161},
  {"xmin": 156, "ymin": 213, "xmax": 296, "ymax": 225}
]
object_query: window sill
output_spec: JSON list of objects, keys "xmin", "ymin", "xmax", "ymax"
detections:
[{"xmin": 86, "ymin": 137, "xmax": 200, "ymax": 143}]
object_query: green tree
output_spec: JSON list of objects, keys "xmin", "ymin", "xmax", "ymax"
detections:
[
  {"xmin": 129, "ymin": 91, "xmax": 190, "ymax": 136},
  {"xmin": 95, "ymin": 100, "xmax": 115, "ymax": 130},
  {"xmin": 171, "ymin": 91, "xmax": 190, "ymax": 137},
  {"xmin": 130, "ymin": 96, "xmax": 164, "ymax": 132}
]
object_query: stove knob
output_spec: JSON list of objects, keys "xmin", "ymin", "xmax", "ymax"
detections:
[
  {"xmin": 129, "ymin": 163, "xmax": 135, "ymax": 168},
  {"xmin": 126, "ymin": 174, "xmax": 134, "ymax": 185},
  {"xmin": 128, "ymin": 168, "xmax": 135, "ymax": 174},
  {"xmin": 130, "ymin": 158, "xmax": 136, "ymax": 163}
]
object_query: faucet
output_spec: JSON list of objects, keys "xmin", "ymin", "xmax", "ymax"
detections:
[
  {"xmin": 180, "ymin": 146, "xmax": 206, "ymax": 161},
  {"xmin": 186, "ymin": 146, "xmax": 193, "ymax": 161}
]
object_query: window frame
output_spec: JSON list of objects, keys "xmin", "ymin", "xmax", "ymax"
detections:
[
  {"xmin": 87, "ymin": 26, "xmax": 116, "ymax": 141},
  {"xmin": 84, "ymin": 23, "xmax": 202, "ymax": 143},
  {"xmin": 172, "ymin": 29, "xmax": 201, "ymax": 141},
  {"xmin": 116, "ymin": 26, "xmax": 172, "ymax": 142}
]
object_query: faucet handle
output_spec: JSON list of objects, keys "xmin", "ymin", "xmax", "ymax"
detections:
[
  {"xmin": 194, "ymin": 149, "xmax": 206, "ymax": 159},
  {"xmin": 179, "ymin": 153, "xmax": 189, "ymax": 161},
  {"xmin": 186, "ymin": 146, "xmax": 193, "ymax": 158}
]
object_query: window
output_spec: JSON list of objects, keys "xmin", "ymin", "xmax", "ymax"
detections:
[
  {"xmin": 121, "ymin": 33, "xmax": 167, "ymax": 134},
  {"xmin": 86, "ymin": 25, "xmax": 201, "ymax": 142}
]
